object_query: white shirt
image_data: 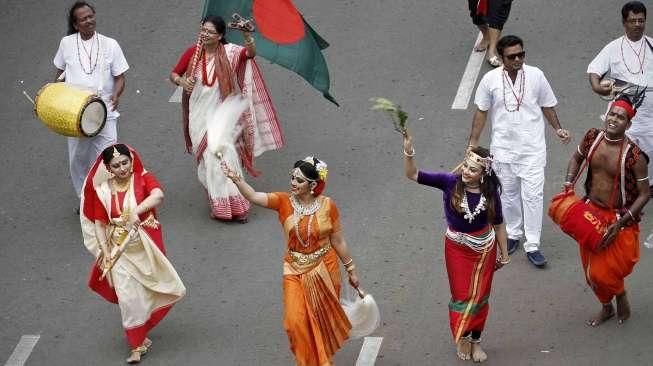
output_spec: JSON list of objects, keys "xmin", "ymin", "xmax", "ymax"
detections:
[
  {"xmin": 474, "ymin": 64, "xmax": 558, "ymax": 167},
  {"xmin": 53, "ymin": 32, "xmax": 129, "ymax": 119},
  {"xmin": 587, "ymin": 35, "xmax": 653, "ymax": 134}
]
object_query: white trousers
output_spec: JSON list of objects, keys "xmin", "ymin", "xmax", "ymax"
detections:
[
  {"xmin": 68, "ymin": 118, "xmax": 117, "ymax": 197},
  {"xmin": 493, "ymin": 161, "xmax": 544, "ymax": 252}
]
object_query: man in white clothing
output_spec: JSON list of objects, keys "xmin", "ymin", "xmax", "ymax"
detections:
[
  {"xmin": 588, "ymin": 1, "xmax": 653, "ymax": 192},
  {"xmin": 53, "ymin": 1, "xmax": 129, "ymax": 198},
  {"xmin": 467, "ymin": 35, "xmax": 571, "ymax": 268}
]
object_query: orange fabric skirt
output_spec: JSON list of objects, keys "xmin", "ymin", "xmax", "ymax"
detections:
[
  {"xmin": 283, "ymin": 250, "xmax": 351, "ymax": 366},
  {"xmin": 579, "ymin": 201, "xmax": 640, "ymax": 303}
]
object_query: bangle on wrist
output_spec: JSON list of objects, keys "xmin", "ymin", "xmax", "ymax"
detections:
[
  {"xmin": 342, "ymin": 258, "xmax": 353, "ymax": 266},
  {"xmin": 346, "ymin": 264, "xmax": 356, "ymax": 272},
  {"xmin": 403, "ymin": 147, "xmax": 415, "ymax": 157}
]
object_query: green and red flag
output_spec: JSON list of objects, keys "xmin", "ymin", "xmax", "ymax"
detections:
[{"xmin": 202, "ymin": 0, "xmax": 338, "ymax": 105}]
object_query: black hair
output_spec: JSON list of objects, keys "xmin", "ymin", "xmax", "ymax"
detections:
[
  {"xmin": 202, "ymin": 15, "xmax": 228, "ymax": 44},
  {"xmin": 102, "ymin": 144, "xmax": 131, "ymax": 164},
  {"xmin": 622, "ymin": 1, "xmax": 647, "ymax": 21},
  {"xmin": 451, "ymin": 146, "xmax": 503, "ymax": 223},
  {"xmin": 68, "ymin": 1, "xmax": 95, "ymax": 35},
  {"xmin": 293, "ymin": 158, "xmax": 321, "ymax": 181},
  {"xmin": 496, "ymin": 35, "xmax": 523, "ymax": 57}
]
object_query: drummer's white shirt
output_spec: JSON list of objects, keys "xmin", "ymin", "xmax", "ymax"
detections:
[
  {"xmin": 53, "ymin": 32, "xmax": 129, "ymax": 119},
  {"xmin": 587, "ymin": 35, "xmax": 653, "ymax": 134}
]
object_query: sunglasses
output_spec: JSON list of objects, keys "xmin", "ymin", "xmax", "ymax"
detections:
[{"xmin": 505, "ymin": 51, "xmax": 526, "ymax": 61}]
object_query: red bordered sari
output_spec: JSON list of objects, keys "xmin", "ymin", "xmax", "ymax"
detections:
[{"xmin": 80, "ymin": 145, "xmax": 186, "ymax": 348}]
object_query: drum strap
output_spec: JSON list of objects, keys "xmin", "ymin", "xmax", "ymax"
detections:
[{"xmin": 97, "ymin": 35, "xmax": 106, "ymax": 97}]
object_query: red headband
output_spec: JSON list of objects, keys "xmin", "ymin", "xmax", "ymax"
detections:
[{"xmin": 612, "ymin": 100, "xmax": 636, "ymax": 120}]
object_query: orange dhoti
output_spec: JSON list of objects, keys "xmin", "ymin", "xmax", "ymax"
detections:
[
  {"xmin": 579, "ymin": 201, "xmax": 640, "ymax": 303},
  {"xmin": 283, "ymin": 250, "xmax": 351, "ymax": 366}
]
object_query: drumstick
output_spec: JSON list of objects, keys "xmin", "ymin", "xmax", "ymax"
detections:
[{"xmin": 22, "ymin": 90, "xmax": 35, "ymax": 105}]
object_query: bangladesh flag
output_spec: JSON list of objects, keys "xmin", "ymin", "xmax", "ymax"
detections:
[{"xmin": 203, "ymin": 0, "xmax": 338, "ymax": 105}]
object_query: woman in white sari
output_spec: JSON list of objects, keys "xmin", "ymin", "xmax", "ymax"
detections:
[
  {"xmin": 80, "ymin": 144, "xmax": 186, "ymax": 363},
  {"xmin": 170, "ymin": 15, "xmax": 284, "ymax": 222}
]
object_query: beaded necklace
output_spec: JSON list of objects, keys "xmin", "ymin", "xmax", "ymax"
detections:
[
  {"xmin": 502, "ymin": 68, "xmax": 525, "ymax": 112},
  {"xmin": 460, "ymin": 191, "xmax": 487, "ymax": 224},
  {"xmin": 290, "ymin": 195, "xmax": 322, "ymax": 248},
  {"xmin": 76, "ymin": 33, "xmax": 99, "ymax": 75},
  {"xmin": 201, "ymin": 51, "xmax": 218, "ymax": 87},
  {"xmin": 621, "ymin": 36, "xmax": 646, "ymax": 75}
]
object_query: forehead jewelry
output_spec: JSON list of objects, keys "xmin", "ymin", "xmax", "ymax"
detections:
[{"xmin": 112, "ymin": 147, "xmax": 121, "ymax": 158}]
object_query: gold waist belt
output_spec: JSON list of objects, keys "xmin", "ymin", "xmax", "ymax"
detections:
[{"xmin": 288, "ymin": 244, "xmax": 331, "ymax": 267}]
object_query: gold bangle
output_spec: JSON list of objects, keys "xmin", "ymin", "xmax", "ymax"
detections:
[
  {"xmin": 346, "ymin": 264, "xmax": 356, "ymax": 272},
  {"xmin": 403, "ymin": 148, "xmax": 416, "ymax": 157},
  {"xmin": 342, "ymin": 258, "xmax": 353, "ymax": 266}
]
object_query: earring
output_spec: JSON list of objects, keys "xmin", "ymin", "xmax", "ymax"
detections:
[
  {"xmin": 310, "ymin": 189, "xmax": 315, "ymax": 195},
  {"xmin": 480, "ymin": 176, "xmax": 484, "ymax": 183}
]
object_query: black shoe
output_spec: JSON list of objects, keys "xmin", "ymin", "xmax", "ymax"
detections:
[
  {"xmin": 526, "ymin": 250, "xmax": 547, "ymax": 268},
  {"xmin": 507, "ymin": 239, "xmax": 520, "ymax": 255}
]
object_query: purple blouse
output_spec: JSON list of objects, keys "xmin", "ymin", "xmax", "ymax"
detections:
[{"xmin": 417, "ymin": 171, "xmax": 503, "ymax": 233}]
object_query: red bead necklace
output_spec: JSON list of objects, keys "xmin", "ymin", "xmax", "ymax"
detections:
[
  {"xmin": 201, "ymin": 51, "xmax": 218, "ymax": 87},
  {"xmin": 621, "ymin": 36, "xmax": 646, "ymax": 74},
  {"xmin": 502, "ymin": 69, "xmax": 525, "ymax": 112}
]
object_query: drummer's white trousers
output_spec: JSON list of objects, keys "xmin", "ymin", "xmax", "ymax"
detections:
[
  {"xmin": 493, "ymin": 161, "xmax": 544, "ymax": 253},
  {"xmin": 68, "ymin": 118, "xmax": 117, "ymax": 197}
]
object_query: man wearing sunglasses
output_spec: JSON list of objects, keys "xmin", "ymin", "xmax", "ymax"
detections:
[
  {"xmin": 467, "ymin": 35, "xmax": 571, "ymax": 268},
  {"xmin": 588, "ymin": 1, "xmax": 653, "ymax": 194}
]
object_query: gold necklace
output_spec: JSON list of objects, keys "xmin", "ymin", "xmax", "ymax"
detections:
[{"xmin": 111, "ymin": 177, "xmax": 131, "ymax": 193}]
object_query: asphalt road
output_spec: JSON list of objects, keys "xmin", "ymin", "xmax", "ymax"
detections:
[{"xmin": 2, "ymin": 0, "xmax": 653, "ymax": 365}]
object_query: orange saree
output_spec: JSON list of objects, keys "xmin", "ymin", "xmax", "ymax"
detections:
[
  {"xmin": 267, "ymin": 192, "xmax": 351, "ymax": 366},
  {"xmin": 579, "ymin": 200, "xmax": 640, "ymax": 303}
]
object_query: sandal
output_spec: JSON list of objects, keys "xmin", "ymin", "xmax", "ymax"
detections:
[
  {"xmin": 487, "ymin": 56, "xmax": 502, "ymax": 67},
  {"xmin": 126, "ymin": 339, "xmax": 151, "ymax": 364}
]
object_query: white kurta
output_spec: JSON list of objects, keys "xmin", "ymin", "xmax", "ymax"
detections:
[
  {"xmin": 53, "ymin": 32, "xmax": 129, "ymax": 196},
  {"xmin": 474, "ymin": 64, "xmax": 558, "ymax": 251},
  {"xmin": 588, "ymin": 35, "xmax": 653, "ymax": 179}
]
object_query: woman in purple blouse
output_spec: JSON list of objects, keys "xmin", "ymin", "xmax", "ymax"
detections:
[{"xmin": 403, "ymin": 132, "xmax": 510, "ymax": 363}]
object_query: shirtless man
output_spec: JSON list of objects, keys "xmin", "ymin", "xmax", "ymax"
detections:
[{"xmin": 563, "ymin": 97, "xmax": 649, "ymax": 326}]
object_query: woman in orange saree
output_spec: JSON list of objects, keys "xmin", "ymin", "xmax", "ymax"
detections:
[{"xmin": 223, "ymin": 156, "xmax": 360, "ymax": 366}]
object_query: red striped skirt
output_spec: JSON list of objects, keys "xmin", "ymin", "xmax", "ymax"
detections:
[{"xmin": 444, "ymin": 226, "xmax": 496, "ymax": 342}]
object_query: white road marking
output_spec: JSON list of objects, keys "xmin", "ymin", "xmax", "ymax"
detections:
[
  {"xmin": 355, "ymin": 336, "xmax": 383, "ymax": 366},
  {"xmin": 4, "ymin": 335, "xmax": 40, "ymax": 366},
  {"xmin": 451, "ymin": 32, "xmax": 486, "ymax": 110},
  {"xmin": 169, "ymin": 86, "xmax": 182, "ymax": 103}
]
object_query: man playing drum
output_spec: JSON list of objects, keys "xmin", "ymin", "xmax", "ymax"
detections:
[
  {"xmin": 588, "ymin": 2, "xmax": 653, "ymax": 195},
  {"xmin": 563, "ymin": 97, "xmax": 649, "ymax": 327},
  {"xmin": 53, "ymin": 1, "xmax": 129, "ymax": 199}
]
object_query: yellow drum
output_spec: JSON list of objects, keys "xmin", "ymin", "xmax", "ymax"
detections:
[{"xmin": 34, "ymin": 83, "xmax": 107, "ymax": 137}]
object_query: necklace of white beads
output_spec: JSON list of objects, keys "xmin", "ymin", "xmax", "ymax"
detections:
[
  {"xmin": 461, "ymin": 191, "xmax": 487, "ymax": 223},
  {"xmin": 290, "ymin": 195, "xmax": 322, "ymax": 248}
]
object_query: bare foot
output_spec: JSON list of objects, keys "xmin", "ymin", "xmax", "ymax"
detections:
[
  {"xmin": 586, "ymin": 303, "xmax": 615, "ymax": 327},
  {"xmin": 126, "ymin": 342, "xmax": 149, "ymax": 364},
  {"xmin": 616, "ymin": 292, "xmax": 631, "ymax": 324},
  {"xmin": 456, "ymin": 337, "xmax": 471, "ymax": 360},
  {"xmin": 471, "ymin": 342, "xmax": 488, "ymax": 363}
]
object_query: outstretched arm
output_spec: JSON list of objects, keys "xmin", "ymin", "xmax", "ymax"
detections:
[
  {"xmin": 222, "ymin": 162, "xmax": 268, "ymax": 207},
  {"xmin": 403, "ymin": 133, "xmax": 418, "ymax": 181}
]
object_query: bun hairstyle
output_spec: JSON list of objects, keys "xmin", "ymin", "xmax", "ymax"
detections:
[
  {"xmin": 293, "ymin": 157, "xmax": 327, "ymax": 196},
  {"xmin": 101, "ymin": 144, "xmax": 131, "ymax": 165}
]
